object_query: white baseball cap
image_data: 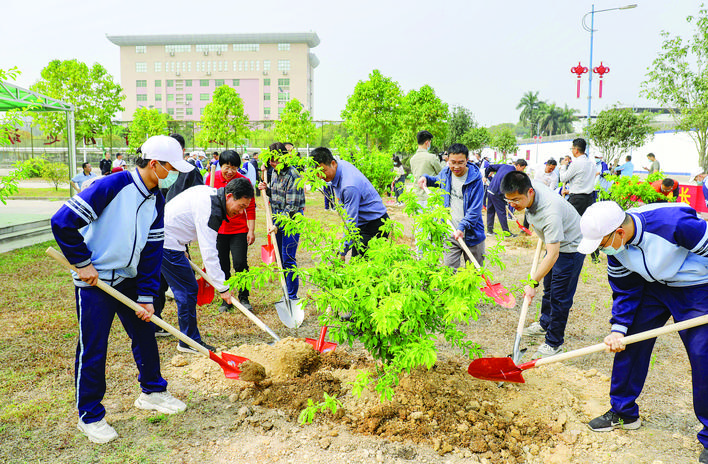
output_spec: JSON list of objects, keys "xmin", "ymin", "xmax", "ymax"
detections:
[
  {"xmin": 577, "ymin": 201, "xmax": 626, "ymax": 254},
  {"xmin": 141, "ymin": 135, "xmax": 194, "ymax": 173},
  {"xmin": 243, "ymin": 153, "xmax": 250, "ymax": 160},
  {"xmin": 690, "ymin": 168, "xmax": 705, "ymax": 181}
]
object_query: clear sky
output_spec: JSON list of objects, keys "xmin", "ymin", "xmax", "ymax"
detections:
[{"xmin": 1, "ymin": 0, "xmax": 698, "ymax": 126}]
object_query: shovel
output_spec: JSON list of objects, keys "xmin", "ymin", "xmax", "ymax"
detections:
[
  {"xmin": 262, "ymin": 194, "xmax": 305, "ymax": 329},
  {"xmin": 305, "ymin": 326, "xmax": 337, "ymax": 353},
  {"xmin": 47, "ymin": 247, "xmax": 249, "ymax": 380},
  {"xmin": 446, "ymin": 220, "xmax": 516, "ymax": 309},
  {"xmin": 188, "ymin": 260, "xmax": 280, "ymax": 343},
  {"xmin": 196, "ymin": 266, "xmax": 215, "ymax": 306},
  {"xmin": 260, "ymin": 234, "xmax": 276, "ymax": 264},
  {"xmin": 209, "ymin": 164, "xmax": 216, "ymax": 188},
  {"xmin": 468, "ymin": 313, "xmax": 708, "ymax": 383},
  {"xmin": 507, "ymin": 210, "xmax": 532, "ymax": 236},
  {"xmin": 511, "ymin": 238, "xmax": 544, "ymax": 364}
]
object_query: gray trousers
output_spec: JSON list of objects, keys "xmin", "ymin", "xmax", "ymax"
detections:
[{"xmin": 443, "ymin": 236, "xmax": 485, "ymax": 269}]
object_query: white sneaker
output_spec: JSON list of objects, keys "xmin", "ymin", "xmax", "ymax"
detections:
[
  {"xmin": 77, "ymin": 418, "xmax": 118, "ymax": 444},
  {"xmin": 134, "ymin": 391, "xmax": 187, "ymax": 414},
  {"xmin": 533, "ymin": 343, "xmax": 562, "ymax": 358},
  {"xmin": 522, "ymin": 321, "xmax": 547, "ymax": 337}
]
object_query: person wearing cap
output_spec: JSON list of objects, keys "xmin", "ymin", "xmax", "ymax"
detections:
[
  {"xmin": 500, "ymin": 171, "xmax": 585, "ymax": 359},
  {"xmin": 161, "ymin": 177, "xmax": 254, "ymax": 352},
  {"xmin": 50, "ymin": 134, "xmax": 194, "ymax": 444},
  {"xmin": 484, "ymin": 159, "xmax": 527, "ymax": 237},
  {"xmin": 534, "ymin": 159, "xmax": 559, "ymax": 189},
  {"xmin": 239, "ymin": 152, "xmax": 257, "ymax": 186},
  {"xmin": 578, "ymin": 201, "xmax": 708, "ymax": 464}
]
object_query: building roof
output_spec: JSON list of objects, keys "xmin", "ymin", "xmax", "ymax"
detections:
[{"xmin": 106, "ymin": 32, "xmax": 320, "ymax": 48}]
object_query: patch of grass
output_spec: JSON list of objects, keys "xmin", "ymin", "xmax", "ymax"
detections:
[
  {"xmin": 147, "ymin": 413, "xmax": 169, "ymax": 424},
  {"xmin": 13, "ymin": 187, "xmax": 70, "ymax": 198}
]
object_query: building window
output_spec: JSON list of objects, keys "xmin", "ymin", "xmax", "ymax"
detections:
[
  {"xmin": 167, "ymin": 108, "xmax": 175, "ymax": 115},
  {"xmin": 264, "ymin": 60, "xmax": 271, "ymax": 72},
  {"xmin": 166, "ymin": 94, "xmax": 174, "ymax": 101},
  {"xmin": 238, "ymin": 61, "xmax": 243, "ymax": 72},
  {"xmin": 200, "ymin": 93, "xmax": 210, "ymax": 101},
  {"xmin": 277, "ymin": 60, "xmax": 290, "ymax": 72},
  {"xmin": 278, "ymin": 92, "xmax": 290, "ymax": 102},
  {"xmin": 264, "ymin": 78, "xmax": 271, "ymax": 86},
  {"xmin": 232, "ymin": 79, "xmax": 240, "ymax": 86},
  {"xmin": 278, "ymin": 43, "xmax": 290, "ymax": 51},
  {"xmin": 200, "ymin": 79, "xmax": 209, "ymax": 87},
  {"xmin": 136, "ymin": 80, "xmax": 147, "ymax": 88},
  {"xmin": 137, "ymin": 94, "xmax": 147, "ymax": 102},
  {"xmin": 154, "ymin": 80, "xmax": 161, "ymax": 87},
  {"xmin": 195, "ymin": 44, "xmax": 228, "ymax": 53},
  {"xmin": 135, "ymin": 62, "xmax": 147, "ymax": 73},
  {"xmin": 154, "ymin": 62, "xmax": 162, "ymax": 72},
  {"xmin": 136, "ymin": 46, "xmax": 146, "ymax": 53},
  {"xmin": 186, "ymin": 108, "xmax": 193, "ymax": 116},
  {"xmin": 278, "ymin": 78, "xmax": 290, "ymax": 86},
  {"xmin": 185, "ymin": 80, "xmax": 192, "ymax": 87},
  {"xmin": 155, "ymin": 94, "xmax": 162, "ymax": 101},
  {"xmin": 215, "ymin": 79, "xmax": 224, "ymax": 87},
  {"xmin": 264, "ymin": 107, "xmax": 271, "ymax": 115},
  {"xmin": 264, "ymin": 93, "xmax": 271, "ymax": 101},
  {"xmin": 166, "ymin": 80, "xmax": 174, "ymax": 87},
  {"xmin": 165, "ymin": 45, "xmax": 191, "ymax": 54},
  {"xmin": 233, "ymin": 44, "xmax": 259, "ymax": 52},
  {"xmin": 186, "ymin": 93, "xmax": 193, "ymax": 101}
]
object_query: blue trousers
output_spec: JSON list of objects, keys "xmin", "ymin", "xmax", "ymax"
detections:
[
  {"xmin": 74, "ymin": 279, "xmax": 167, "ymax": 423},
  {"xmin": 160, "ymin": 249, "xmax": 202, "ymax": 343},
  {"xmin": 486, "ymin": 191, "xmax": 510, "ymax": 233},
  {"xmin": 609, "ymin": 283, "xmax": 708, "ymax": 447},
  {"xmin": 539, "ymin": 251, "xmax": 585, "ymax": 347},
  {"xmin": 323, "ymin": 185, "xmax": 335, "ymax": 210},
  {"xmin": 276, "ymin": 229, "xmax": 300, "ymax": 299}
]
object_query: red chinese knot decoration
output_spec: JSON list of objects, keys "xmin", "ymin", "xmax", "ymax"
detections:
[
  {"xmin": 593, "ymin": 62, "xmax": 610, "ymax": 98},
  {"xmin": 570, "ymin": 62, "xmax": 589, "ymax": 98}
]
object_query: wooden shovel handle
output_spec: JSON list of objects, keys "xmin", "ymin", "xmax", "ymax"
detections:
[
  {"xmin": 531, "ymin": 313, "xmax": 708, "ymax": 368},
  {"xmin": 46, "ymin": 247, "xmax": 209, "ymax": 357},
  {"xmin": 261, "ymin": 194, "xmax": 289, "ymax": 291},
  {"xmin": 446, "ymin": 219, "xmax": 482, "ymax": 270},
  {"xmin": 515, "ymin": 239, "xmax": 544, "ymax": 338},
  {"xmin": 188, "ymin": 260, "xmax": 280, "ymax": 342},
  {"xmin": 209, "ymin": 165, "xmax": 216, "ymax": 188}
]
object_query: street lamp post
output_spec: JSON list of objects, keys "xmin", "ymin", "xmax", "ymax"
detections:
[{"xmin": 582, "ymin": 3, "xmax": 637, "ymax": 127}]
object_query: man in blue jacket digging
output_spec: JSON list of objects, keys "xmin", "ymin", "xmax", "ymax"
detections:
[{"xmin": 417, "ymin": 143, "xmax": 485, "ymax": 268}]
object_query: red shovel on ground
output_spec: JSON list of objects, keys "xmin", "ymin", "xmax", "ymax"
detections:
[
  {"xmin": 260, "ymin": 235, "xmax": 276, "ymax": 264},
  {"xmin": 305, "ymin": 326, "xmax": 337, "ymax": 353},
  {"xmin": 196, "ymin": 266, "xmax": 215, "ymax": 306},
  {"xmin": 47, "ymin": 247, "xmax": 249, "ymax": 380},
  {"xmin": 468, "ymin": 313, "xmax": 708, "ymax": 383},
  {"xmin": 507, "ymin": 210, "xmax": 532, "ymax": 236},
  {"xmin": 446, "ymin": 220, "xmax": 516, "ymax": 308}
]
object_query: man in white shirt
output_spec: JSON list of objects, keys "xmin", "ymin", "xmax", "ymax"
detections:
[
  {"xmin": 534, "ymin": 159, "xmax": 559, "ymax": 189},
  {"xmin": 161, "ymin": 177, "xmax": 253, "ymax": 353},
  {"xmin": 112, "ymin": 153, "xmax": 127, "ymax": 170}
]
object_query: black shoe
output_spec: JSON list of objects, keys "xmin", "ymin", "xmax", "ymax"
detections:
[
  {"xmin": 591, "ymin": 257, "xmax": 601, "ymax": 264},
  {"xmin": 239, "ymin": 297, "xmax": 253, "ymax": 311},
  {"xmin": 699, "ymin": 448, "xmax": 708, "ymax": 464},
  {"xmin": 505, "ymin": 232, "xmax": 518, "ymax": 238},
  {"xmin": 588, "ymin": 409, "xmax": 641, "ymax": 432},
  {"xmin": 177, "ymin": 340, "xmax": 216, "ymax": 354},
  {"xmin": 154, "ymin": 328, "xmax": 171, "ymax": 337},
  {"xmin": 218, "ymin": 302, "xmax": 233, "ymax": 313}
]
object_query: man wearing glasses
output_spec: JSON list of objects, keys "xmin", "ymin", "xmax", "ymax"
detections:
[{"xmin": 501, "ymin": 171, "xmax": 585, "ymax": 358}]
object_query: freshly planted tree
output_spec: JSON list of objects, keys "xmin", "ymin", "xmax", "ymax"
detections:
[
  {"xmin": 341, "ymin": 69, "xmax": 403, "ymax": 149},
  {"xmin": 30, "ymin": 59, "xmax": 124, "ymax": 144},
  {"xmin": 461, "ymin": 126, "xmax": 492, "ymax": 156},
  {"xmin": 127, "ymin": 108, "xmax": 169, "ymax": 152},
  {"xmin": 42, "ymin": 161, "xmax": 69, "ymax": 191},
  {"xmin": 490, "ymin": 128, "xmax": 518, "ymax": 159},
  {"xmin": 391, "ymin": 84, "xmax": 449, "ymax": 153},
  {"xmin": 642, "ymin": 5, "xmax": 708, "ymax": 171},
  {"xmin": 330, "ymin": 136, "xmax": 396, "ymax": 194},
  {"xmin": 584, "ymin": 107, "xmax": 654, "ymax": 165},
  {"xmin": 273, "ymin": 98, "xmax": 316, "ymax": 149},
  {"xmin": 197, "ymin": 85, "xmax": 249, "ymax": 149}
]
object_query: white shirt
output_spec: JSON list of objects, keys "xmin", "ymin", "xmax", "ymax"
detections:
[
  {"xmin": 163, "ymin": 185, "xmax": 229, "ymax": 292},
  {"xmin": 534, "ymin": 167, "xmax": 560, "ymax": 189},
  {"xmin": 113, "ymin": 158, "xmax": 126, "ymax": 169},
  {"xmin": 559, "ymin": 154, "xmax": 596, "ymax": 194}
]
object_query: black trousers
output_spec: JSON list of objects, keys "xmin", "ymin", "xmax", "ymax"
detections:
[
  {"xmin": 352, "ymin": 214, "xmax": 390, "ymax": 257},
  {"xmin": 568, "ymin": 193, "xmax": 598, "ymax": 259},
  {"xmin": 216, "ymin": 233, "xmax": 249, "ymax": 298}
]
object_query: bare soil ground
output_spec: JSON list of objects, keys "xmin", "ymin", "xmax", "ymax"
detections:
[{"xmin": 0, "ymin": 190, "xmax": 702, "ymax": 463}]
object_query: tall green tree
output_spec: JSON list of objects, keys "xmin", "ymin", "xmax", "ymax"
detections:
[
  {"xmin": 584, "ymin": 107, "xmax": 654, "ymax": 164},
  {"xmin": 516, "ymin": 91, "xmax": 543, "ymax": 135},
  {"xmin": 197, "ymin": 85, "xmax": 249, "ymax": 149},
  {"xmin": 30, "ymin": 59, "xmax": 124, "ymax": 144},
  {"xmin": 461, "ymin": 126, "xmax": 491, "ymax": 156},
  {"xmin": 445, "ymin": 106, "xmax": 475, "ymax": 147},
  {"xmin": 341, "ymin": 69, "xmax": 403, "ymax": 149},
  {"xmin": 641, "ymin": 5, "xmax": 708, "ymax": 170},
  {"xmin": 559, "ymin": 105, "xmax": 580, "ymax": 134},
  {"xmin": 0, "ymin": 67, "xmax": 29, "ymax": 203},
  {"xmin": 490, "ymin": 128, "xmax": 518, "ymax": 159},
  {"xmin": 537, "ymin": 103, "xmax": 565, "ymax": 136},
  {"xmin": 390, "ymin": 84, "xmax": 449, "ymax": 153},
  {"xmin": 273, "ymin": 98, "xmax": 316, "ymax": 148},
  {"xmin": 127, "ymin": 108, "xmax": 169, "ymax": 152}
]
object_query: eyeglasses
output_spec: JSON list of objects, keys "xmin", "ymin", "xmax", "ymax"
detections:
[
  {"xmin": 504, "ymin": 197, "xmax": 523, "ymax": 206},
  {"xmin": 599, "ymin": 231, "xmax": 616, "ymax": 248}
]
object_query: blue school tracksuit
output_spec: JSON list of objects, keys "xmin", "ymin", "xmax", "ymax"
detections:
[
  {"xmin": 606, "ymin": 202, "xmax": 708, "ymax": 448},
  {"xmin": 51, "ymin": 170, "xmax": 168, "ymax": 424}
]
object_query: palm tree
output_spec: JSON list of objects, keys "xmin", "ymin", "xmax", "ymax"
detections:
[
  {"xmin": 516, "ymin": 91, "xmax": 542, "ymax": 135},
  {"xmin": 559, "ymin": 105, "xmax": 580, "ymax": 134},
  {"xmin": 538, "ymin": 103, "xmax": 564, "ymax": 136}
]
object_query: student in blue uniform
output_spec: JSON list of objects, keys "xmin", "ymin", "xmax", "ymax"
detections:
[
  {"xmin": 51, "ymin": 135, "xmax": 195, "ymax": 444},
  {"xmin": 578, "ymin": 201, "xmax": 708, "ymax": 464}
]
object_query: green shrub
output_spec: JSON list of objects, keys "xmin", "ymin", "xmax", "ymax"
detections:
[{"xmin": 14, "ymin": 158, "xmax": 49, "ymax": 178}]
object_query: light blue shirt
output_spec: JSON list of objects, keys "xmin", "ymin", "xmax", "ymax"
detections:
[
  {"xmin": 615, "ymin": 161, "xmax": 634, "ymax": 177},
  {"xmin": 71, "ymin": 171, "xmax": 97, "ymax": 188}
]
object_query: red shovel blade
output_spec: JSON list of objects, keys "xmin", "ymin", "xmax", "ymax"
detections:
[
  {"xmin": 305, "ymin": 326, "xmax": 338, "ymax": 353},
  {"xmin": 196, "ymin": 269, "xmax": 215, "ymax": 306},
  {"xmin": 480, "ymin": 276, "xmax": 516, "ymax": 308},
  {"xmin": 261, "ymin": 235, "xmax": 276, "ymax": 264},
  {"xmin": 467, "ymin": 357, "xmax": 532, "ymax": 383},
  {"xmin": 516, "ymin": 220, "xmax": 532, "ymax": 236},
  {"xmin": 208, "ymin": 351, "xmax": 250, "ymax": 379}
]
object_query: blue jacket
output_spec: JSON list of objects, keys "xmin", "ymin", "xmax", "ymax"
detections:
[
  {"xmin": 51, "ymin": 169, "xmax": 165, "ymax": 304},
  {"xmin": 607, "ymin": 203, "xmax": 708, "ymax": 334},
  {"xmin": 485, "ymin": 164, "xmax": 516, "ymax": 195},
  {"xmin": 423, "ymin": 161, "xmax": 485, "ymax": 247}
]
